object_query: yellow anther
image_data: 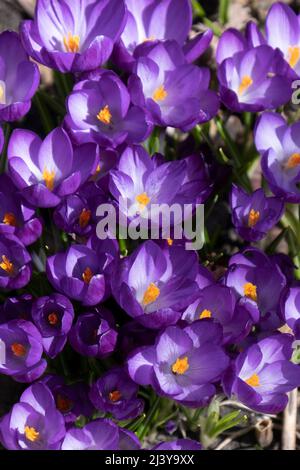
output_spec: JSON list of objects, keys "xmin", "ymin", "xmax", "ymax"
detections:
[
  {"xmin": 199, "ymin": 309, "xmax": 212, "ymax": 319},
  {"xmin": 0, "ymin": 255, "xmax": 14, "ymax": 275},
  {"xmin": 63, "ymin": 33, "xmax": 80, "ymax": 53},
  {"xmin": 82, "ymin": 267, "xmax": 93, "ymax": 284},
  {"xmin": 172, "ymin": 356, "xmax": 189, "ymax": 375},
  {"xmin": 248, "ymin": 209, "xmax": 260, "ymax": 228},
  {"xmin": 288, "ymin": 46, "xmax": 300, "ymax": 68},
  {"xmin": 245, "ymin": 373, "xmax": 260, "ymax": 387},
  {"xmin": 24, "ymin": 426, "xmax": 40, "ymax": 442},
  {"xmin": 238, "ymin": 75, "xmax": 253, "ymax": 95},
  {"xmin": 285, "ymin": 153, "xmax": 300, "ymax": 169},
  {"xmin": 136, "ymin": 192, "xmax": 150, "ymax": 207},
  {"xmin": 97, "ymin": 105, "xmax": 112, "ymax": 125},
  {"xmin": 142, "ymin": 283, "xmax": 160, "ymax": 306},
  {"xmin": 3, "ymin": 212, "xmax": 17, "ymax": 227},
  {"xmin": 43, "ymin": 167, "xmax": 55, "ymax": 191},
  {"xmin": 153, "ymin": 85, "xmax": 168, "ymax": 102},
  {"xmin": 243, "ymin": 282, "xmax": 257, "ymax": 302}
]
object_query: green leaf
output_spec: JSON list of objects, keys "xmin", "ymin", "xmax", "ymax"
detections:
[{"xmin": 219, "ymin": 0, "xmax": 229, "ymax": 25}]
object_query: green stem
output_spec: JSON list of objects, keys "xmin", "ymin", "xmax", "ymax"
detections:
[
  {"xmin": 136, "ymin": 396, "xmax": 161, "ymax": 440},
  {"xmin": 155, "ymin": 410, "xmax": 178, "ymax": 429},
  {"xmin": 191, "ymin": 0, "xmax": 205, "ymax": 18},
  {"xmin": 215, "ymin": 117, "xmax": 240, "ymax": 167},
  {"xmin": 203, "ymin": 18, "xmax": 222, "ymax": 37},
  {"xmin": 118, "ymin": 237, "xmax": 128, "ymax": 256},
  {"xmin": 37, "ymin": 90, "xmax": 66, "ymax": 116},
  {"xmin": 219, "ymin": 0, "xmax": 229, "ymax": 25},
  {"xmin": 266, "ymin": 227, "xmax": 289, "ymax": 254},
  {"xmin": 192, "ymin": 407, "xmax": 204, "ymax": 424},
  {"xmin": 34, "ymin": 93, "xmax": 53, "ymax": 133}
]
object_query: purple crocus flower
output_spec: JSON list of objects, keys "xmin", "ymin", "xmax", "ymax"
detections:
[
  {"xmin": 110, "ymin": 145, "xmax": 212, "ymax": 225},
  {"xmin": 90, "ymin": 367, "xmax": 144, "ymax": 420},
  {"xmin": 0, "ymin": 31, "xmax": 39, "ymax": 121},
  {"xmin": 182, "ymin": 284, "xmax": 259, "ymax": 345},
  {"xmin": 230, "ymin": 184, "xmax": 284, "ymax": 242},
  {"xmin": 223, "ymin": 334, "xmax": 300, "ymax": 414},
  {"xmin": 112, "ymin": 240, "xmax": 200, "ymax": 330},
  {"xmin": 46, "ymin": 239, "xmax": 117, "ymax": 306},
  {"xmin": 246, "ymin": 3, "xmax": 300, "ymax": 78},
  {"xmin": 61, "ymin": 418, "xmax": 140, "ymax": 450},
  {"xmin": 224, "ymin": 247, "xmax": 287, "ymax": 331},
  {"xmin": 128, "ymin": 40, "xmax": 219, "ymax": 130},
  {"xmin": 53, "ymin": 182, "xmax": 107, "ymax": 237},
  {"xmin": 153, "ymin": 439, "xmax": 201, "ymax": 451},
  {"xmin": 42, "ymin": 375, "xmax": 94, "ymax": 423},
  {"xmin": 128, "ymin": 321, "xmax": 229, "ymax": 407},
  {"xmin": 216, "ymin": 29, "xmax": 292, "ymax": 112},
  {"xmin": 65, "ymin": 71, "xmax": 150, "ymax": 148},
  {"xmin": 0, "ymin": 174, "xmax": 42, "ymax": 246},
  {"xmin": 90, "ymin": 148, "xmax": 118, "ymax": 193},
  {"xmin": 255, "ymin": 112, "xmax": 300, "ymax": 203},
  {"xmin": 31, "ymin": 294, "xmax": 74, "ymax": 359},
  {"xmin": 113, "ymin": 0, "xmax": 212, "ymax": 71},
  {"xmin": 8, "ymin": 127, "xmax": 97, "ymax": 208},
  {"xmin": 0, "ymin": 382, "xmax": 65, "ymax": 450},
  {"xmin": 280, "ymin": 286, "xmax": 300, "ymax": 339},
  {"xmin": 0, "ymin": 234, "xmax": 32, "ymax": 290},
  {"xmin": 20, "ymin": 0, "xmax": 127, "ymax": 73},
  {"xmin": 0, "ymin": 295, "xmax": 33, "ymax": 323},
  {"xmin": 69, "ymin": 307, "xmax": 117, "ymax": 359},
  {"xmin": 0, "ymin": 320, "xmax": 47, "ymax": 383}
]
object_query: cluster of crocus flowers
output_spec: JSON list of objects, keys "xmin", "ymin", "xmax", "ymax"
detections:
[{"xmin": 1, "ymin": 0, "xmax": 300, "ymax": 453}]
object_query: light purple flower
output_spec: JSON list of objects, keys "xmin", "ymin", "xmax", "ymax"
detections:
[
  {"xmin": 65, "ymin": 71, "xmax": 151, "ymax": 148},
  {"xmin": 46, "ymin": 239, "xmax": 117, "ymax": 306},
  {"xmin": 90, "ymin": 367, "xmax": 144, "ymax": 420},
  {"xmin": 182, "ymin": 284, "xmax": 259, "ymax": 345},
  {"xmin": 109, "ymin": 145, "xmax": 212, "ymax": 226},
  {"xmin": 0, "ymin": 234, "xmax": 32, "ymax": 290},
  {"xmin": 128, "ymin": 321, "xmax": 229, "ymax": 407},
  {"xmin": 255, "ymin": 112, "xmax": 300, "ymax": 203},
  {"xmin": 8, "ymin": 127, "xmax": 97, "ymax": 208},
  {"xmin": 113, "ymin": 0, "xmax": 212, "ymax": 70},
  {"xmin": 20, "ymin": 0, "xmax": 127, "ymax": 73},
  {"xmin": 128, "ymin": 40, "xmax": 219, "ymax": 130},
  {"xmin": 31, "ymin": 294, "xmax": 74, "ymax": 359},
  {"xmin": 280, "ymin": 286, "xmax": 300, "ymax": 339},
  {"xmin": 0, "ymin": 31, "xmax": 39, "ymax": 121},
  {"xmin": 246, "ymin": 3, "xmax": 300, "ymax": 78},
  {"xmin": 216, "ymin": 29, "xmax": 292, "ymax": 112},
  {"xmin": 224, "ymin": 247, "xmax": 287, "ymax": 331},
  {"xmin": 0, "ymin": 382, "xmax": 65, "ymax": 449},
  {"xmin": 112, "ymin": 240, "xmax": 200, "ymax": 330},
  {"xmin": 0, "ymin": 320, "xmax": 47, "ymax": 383},
  {"xmin": 223, "ymin": 334, "xmax": 300, "ymax": 413},
  {"xmin": 230, "ymin": 184, "xmax": 284, "ymax": 242},
  {"xmin": 61, "ymin": 418, "xmax": 140, "ymax": 450},
  {"xmin": 53, "ymin": 182, "xmax": 108, "ymax": 238},
  {"xmin": 0, "ymin": 174, "xmax": 42, "ymax": 246}
]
